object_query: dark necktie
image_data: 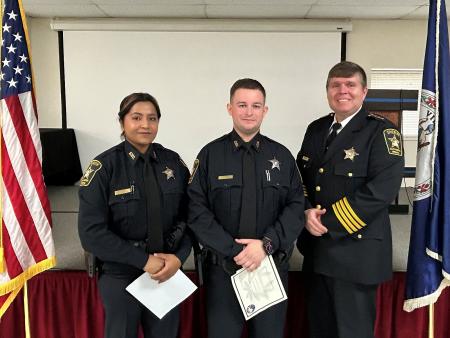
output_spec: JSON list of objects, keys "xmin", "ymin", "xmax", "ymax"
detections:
[
  {"xmin": 143, "ymin": 158, "xmax": 164, "ymax": 253},
  {"xmin": 325, "ymin": 122, "xmax": 342, "ymax": 150},
  {"xmin": 239, "ymin": 144, "xmax": 257, "ymax": 238}
]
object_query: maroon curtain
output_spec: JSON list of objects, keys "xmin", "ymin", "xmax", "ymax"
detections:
[{"xmin": 0, "ymin": 271, "xmax": 449, "ymax": 338}]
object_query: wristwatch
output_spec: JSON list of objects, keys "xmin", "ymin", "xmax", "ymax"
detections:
[{"xmin": 262, "ymin": 236, "xmax": 274, "ymax": 255}]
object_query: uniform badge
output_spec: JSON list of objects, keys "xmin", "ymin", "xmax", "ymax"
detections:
[
  {"xmin": 269, "ymin": 157, "xmax": 281, "ymax": 170},
  {"xmin": 189, "ymin": 159, "xmax": 200, "ymax": 184},
  {"xmin": 383, "ymin": 129, "xmax": 403, "ymax": 156},
  {"xmin": 344, "ymin": 147, "xmax": 359, "ymax": 161},
  {"xmin": 80, "ymin": 160, "xmax": 102, "ymax": 187},
  {"xmin": 128, "ymin": 151, "xmax": 136, "ymax": 160},
  {"xmin": 162, "ymin": 167, "xmax": 175, "ymax": 180}
]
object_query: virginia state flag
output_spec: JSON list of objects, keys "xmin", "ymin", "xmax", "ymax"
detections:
[{"xmin": 404, "ymin": 0, "xmax": 450, "ymax": 311}]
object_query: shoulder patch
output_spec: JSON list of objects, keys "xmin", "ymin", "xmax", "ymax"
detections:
[
  {"xmin": 80, "ymin": 160, "xmax": 102, "ymax": 187},
  {"xmin": 383, "ymin": 129, "xmax": 403, "ymax": 156},
  {"xmin": 188, "ymin": 159, "xmax": 200, "ymax": 184}
]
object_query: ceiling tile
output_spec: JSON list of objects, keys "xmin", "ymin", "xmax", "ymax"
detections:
[
  {"xmin": 401, "ymin": 5, "xmax": 429, "ymax": 19},
  {"xmin": 99, "ymin": 5, "xmax": 207, "ymax": 18},
  {"xmin": 23, "ymin": 4, "xmax": 107, "ymax": 17},
  {"xmin": 316, "ymin": 0, "xmax": 427, "ymax": 5},
  {"xmin": 206, "ymin": 0, "xmax": 315, "ymax": 4},
  {"xmin": 95, "ymin": 0, "xmax": 206, "ymax": 4},
  {"xmin": 307, "ymin": 5, "xmax": 423, "ymax": 19},
  {"xmin": 206, "ymin": 4, "xmax": 311, "ymax": 18}
]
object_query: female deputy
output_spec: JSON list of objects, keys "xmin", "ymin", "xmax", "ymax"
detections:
[{"xmin": 78, "ymin": 92, "xmax": 191, "ymax": 338}]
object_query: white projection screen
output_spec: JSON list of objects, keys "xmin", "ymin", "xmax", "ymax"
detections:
[{"xmin": 63, "ymin": 30, "xmax": 341, "ymax": 170}]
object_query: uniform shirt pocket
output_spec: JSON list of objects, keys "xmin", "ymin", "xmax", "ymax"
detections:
[
  {"xmin": 160, "ymin": 179, "xmax": 185, "ymax": 231},
  {"xmin": 262, "ymin": 178, "xmax": 290, "ymax": 219},
  {"xmin": 334, "ymin": 162, "xmax": 368, "ymax": 196},
  {"xmin": 210, "ymin": 175, "xmax": 242, "ymax": 215},
  {"xmin": 108, "ymin": 188, "xmax": 141, "ymax": 235}
]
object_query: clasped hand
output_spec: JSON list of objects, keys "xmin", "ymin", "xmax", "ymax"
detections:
[{"xmin": 143, "ymin": 253, "xmax": 181, "ymax": 283}]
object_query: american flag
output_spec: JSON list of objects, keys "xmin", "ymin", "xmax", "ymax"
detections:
[
  {"xmin": 404, "ymin": 0, "xmax": 450, "ymax": 312},
  {"xmin": 0, "ymin": 0, "xmax": 55, "ymax": 318}
]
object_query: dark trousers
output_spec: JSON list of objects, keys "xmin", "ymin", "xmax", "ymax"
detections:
[
  {"xmin": 98, "ymin": 273, "xmax": 179, "ymax": 338},
  {"xmin": 205, "ymin": 264, "xmax": 288, "ymax": 338},
  {"xmin": 306, "ymin": 272, "xmax": 377, "ymax": 338}
]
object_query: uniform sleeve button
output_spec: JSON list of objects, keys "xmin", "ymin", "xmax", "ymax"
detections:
[
  {"xmin": 316, "ymin": 204, "xmax": 322, "ymax": 209},
  {"xmin": 315, "ymin": 186, "xmax": 321, "ymax": 192},
  {"xmin": 348, "ymin": 172, "xmax": 353, "ymax": 177},
  {"xmin": 318, "ymin": 168, "xmax": 324, "ymax": 174},
  {"xmin": 357, "ymin": 234, "xmax": 362, "ymax": 239}
]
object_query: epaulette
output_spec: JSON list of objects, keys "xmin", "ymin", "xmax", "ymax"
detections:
[{"xmin": 367, "ymin": 113, "xmax": 386, "ymax": 121}]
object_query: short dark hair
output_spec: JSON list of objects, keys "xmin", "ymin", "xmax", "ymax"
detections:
[
  {"xmin": 230, "ymin": 78, "xmax": 266, "ymax": 101},
  {"xmin": 118, "ymin": 92, "xmax": 161, "ymax": 121},
  {"xmin": 326, "ymin": 61, "xmax": 367, "ymax": 88}
]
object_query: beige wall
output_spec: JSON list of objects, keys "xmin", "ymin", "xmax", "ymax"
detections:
[
  {"xmin": 347, "ymin": 19, "xmax": 430, "ymax": 171},
  {"xmin": 28, "ymin": 17, "xmax": 61, "ymax": 128}
]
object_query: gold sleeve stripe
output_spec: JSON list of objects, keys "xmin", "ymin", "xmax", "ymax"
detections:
[
  {"xmin": 342, "ymin": 197, "xmax": 366, "ymax": 227},
  {"xmin": 332, "ymin": 203, "xmax": 354, "ymax": 234},
  {"xmin": 334, "ymin": 202, "xmax": 358, "ymax": 233},
  {"xmin": 337, "ymin": 199, "xmax": 363, "ymax": 230},
  {"xmin": 302, "ymin": 185, "xmax": 309, "ymax": 197}
]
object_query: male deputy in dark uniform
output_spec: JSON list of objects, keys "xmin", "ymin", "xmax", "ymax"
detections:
[
  {"xmin": 296, "ymin": 61, "xmax": 404, "ymax": 338},
  {"xmin": 188, "ymin": 78, "xmax": 304, "ymax": 338}
]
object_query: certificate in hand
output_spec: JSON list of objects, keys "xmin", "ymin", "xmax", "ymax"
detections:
[
  {"xmin": 126, "ymin": 270, "xmax": 197, "ymax": 319},
  {"xmin": 230, "ymin": 255, "xmax": 287, "ymax": 320}
]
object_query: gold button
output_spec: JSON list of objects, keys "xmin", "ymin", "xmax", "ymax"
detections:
[
  {"xmin": 316, "ymin": 204, "xmax": 322, "ymax": 210},
  {"xmin": 348, "ymin": 172, "xmax": 353, "ymax": 177},
  {"xmin": 357, "ymin": 234, "xmax": 362, "ymax": 239},
  {"xmin": 318, "ymin": 168, "xmax": 324, "ymax": 174},
  {"xmin": 315, "ymin": 186, "xmax": 321, "ymax": 192}
]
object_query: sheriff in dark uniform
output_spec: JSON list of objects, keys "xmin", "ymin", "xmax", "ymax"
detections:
[
  {"xmin": 78, "ymin": 92, "xmax": 191, "ymax": 338},
  {"xmin": 188, "ymin": 79, "xmax": 304, "ymax": 338},
  {"xmin": 296, "ymin": 62, "xmax": 404, "ymax": 338}
]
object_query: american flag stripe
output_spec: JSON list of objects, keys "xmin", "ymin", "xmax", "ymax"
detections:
[
  {"xmin": 2, "ymin": 191, "xmax": 36, "ymax": 273},
  {"xmin": 2, "ymin": 95, "xmax": 51, "ymax": 225},
  {"xmin": 2, "ymin": 142, "xmax": 48, "ymax": 262},
  {"xmin": 0, "ymin": 0, "xmax": 55, "ymax": 317},
  {"xmin": 18, "ymin": 92, "xmax": 42, "ymax": 161},
  {"xmin": 1, "ymin": 222, "xmax": 23, "ymax": 278}
]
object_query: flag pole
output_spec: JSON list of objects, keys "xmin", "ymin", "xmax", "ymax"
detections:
[{"xmin": 429, "ymin": 304, "xmax": 434, "ymax": 338}]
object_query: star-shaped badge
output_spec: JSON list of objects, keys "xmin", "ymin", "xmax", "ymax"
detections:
[
  {"xmin": 162, "ymin": 167, "xmax": 175, "ymax": 180},
  {"xmin": 344, "ymin": 147, "xmax": 359, "ymax": 161},
  {"xmin": 389, "ymin": 136, "xmax": 400, "ymax": 149},
  {"xmin": 269, "ymin": 157, "xmax": 281, "ymax": 170}
]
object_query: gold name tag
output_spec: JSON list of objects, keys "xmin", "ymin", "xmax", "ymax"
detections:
[
  {"xmin": 218, "ymin": 175, "xmax": 234, "ymax": 180},
  {"xmin": 114, "ymin": 188, "xmax": 132, "ymax": 196}
]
